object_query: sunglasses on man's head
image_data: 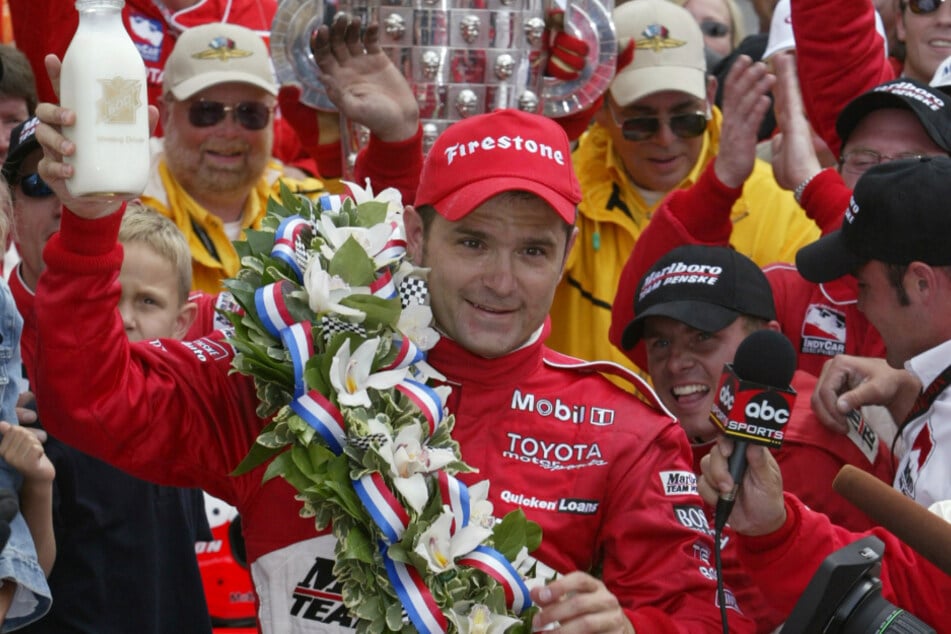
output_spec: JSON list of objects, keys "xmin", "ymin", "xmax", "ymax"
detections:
[
  {"xmin": 187, "ymin": 100, "xmax": 273, "ymax": 131},
  {"xmin": 906, "ymin": 0, "xmax": 947, "ymax": 14},
  {"xmin": 17, "ymin": 173, "xmax": 54, "ymax": 198},
  {"xmin": 609, "ymin": 100, "xmax": 709, "ymax": 142}
]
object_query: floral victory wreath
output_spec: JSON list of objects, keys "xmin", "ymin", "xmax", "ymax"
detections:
[{"xmin": 225, "ymin": 182, "xmax": 544, "ymax": 633}]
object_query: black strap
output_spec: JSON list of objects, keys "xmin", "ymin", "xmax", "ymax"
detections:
[
  {"xmin": 902, "ymin": 362, "xmax": 951, "ymax": 424},
  {"xmin": 190, "ymin": 217, "xmax": 221, "ymax": 263}
]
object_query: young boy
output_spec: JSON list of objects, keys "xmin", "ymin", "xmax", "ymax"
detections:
[
  {"xmin": 29, "ymin": 219, "xmax": 212, "ymax": 626},
  {"xmin": 116, "ymin": 202, "xmax": 198, "ymax": 342},
  {"xmin": 117, "ymin": 203, "xmax": 255, "ymax": 627},
  {"xmin": 26, "ymin": 202, "xmax": 214, "ymax": 633}
]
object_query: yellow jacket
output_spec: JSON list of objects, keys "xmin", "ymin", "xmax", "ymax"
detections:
[
  {"xmin": 140, "ymin": 140, "xmax": 325, "ymax": 294},
  {"xmin": 549, "ymin": 109, "xmax": 821, "ymax": 371}
]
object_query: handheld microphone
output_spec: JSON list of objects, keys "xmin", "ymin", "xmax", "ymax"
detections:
[{"xmin": 710, "ymin": 330, "xmax": 797, "ymax": 530}]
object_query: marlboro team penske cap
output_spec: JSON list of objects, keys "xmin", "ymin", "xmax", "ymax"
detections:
[
  {"xmin": 622, "ymin": 245, "xmax": 776, "ymax": 349},
  {"xmin": 413, "ymin": 109, "xmax": 582, "ymax": 224},
  {"xmin": 836, "ymin": 79, "xmax": 951, "ymax": 152}
]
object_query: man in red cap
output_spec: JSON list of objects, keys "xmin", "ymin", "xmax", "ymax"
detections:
[
  {"xmin": 405, "ymin": 110, "xmax": 756, "ymax": 631},
  {"xmin": 28, "ymin": 60, "xmax": 756, "ymax": 634}
]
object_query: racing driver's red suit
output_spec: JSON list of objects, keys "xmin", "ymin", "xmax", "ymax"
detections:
[{"xmin": 32, "ymin": 205, "xmax": 754, "ymax": 633}]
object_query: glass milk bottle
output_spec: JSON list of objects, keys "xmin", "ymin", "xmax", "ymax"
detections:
[{"xmin": 60, "ymin": 0, "xmax": 150, "ymax": 197}]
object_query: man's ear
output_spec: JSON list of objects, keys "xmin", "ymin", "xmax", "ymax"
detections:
[
  {"xmin": 173, "ymin": 301, "xmax": 199, "ymax": 340},
  {"xmin": 896, "ymin": 1, "xmax": 908, "ymax": 44},
  {"xmin": 158, "ymin": 97, "xmax": 173, "ymax": 129},
  {"xmin": 403, "ymin": 205, "xmax": 424, "ymax": 264},
  {"xmin": 906, "ymin": 260, "xmax": 946, "ymax": 304},
  {"xmin": 563, "ymin": 224, "xmax": 578, "ymax": 264}
]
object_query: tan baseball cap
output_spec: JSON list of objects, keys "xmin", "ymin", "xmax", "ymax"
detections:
[
  {"xmin": 610, "ymin": 0, "xmax": 706, "ymax": 107},
  {"xmin": 163, "ymin": 23, "xmax": 277, "ymax": 100}
]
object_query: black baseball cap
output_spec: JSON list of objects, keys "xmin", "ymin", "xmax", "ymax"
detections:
[
  {"xmin": 1, "ymin": 116, "xmax": 40, "ymax": 187},
  {"xmin": 621, "ymin": 245, "xmax": 776, "ymax": 349},
  {"xmin": 796, "ymin": 156, "xmax": 951, "ymax": 283},
  {"xmin": 836, "ymin": 79, "xmax": 951, "ymax": 152}
]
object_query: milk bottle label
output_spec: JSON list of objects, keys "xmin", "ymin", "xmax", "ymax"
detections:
[{"xmin": 97, "ymin": 77, "xmax": 144, "ymax": 124}]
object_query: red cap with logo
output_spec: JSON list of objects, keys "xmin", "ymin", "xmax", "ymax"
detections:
[{"xmin": 413, "ymin": 109, "xmax": 582, "ymax": 224}]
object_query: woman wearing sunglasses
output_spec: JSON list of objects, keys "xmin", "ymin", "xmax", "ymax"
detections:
[{"xmin": 786, "ymin": 0, "xmax": 948, "ymax": 160}]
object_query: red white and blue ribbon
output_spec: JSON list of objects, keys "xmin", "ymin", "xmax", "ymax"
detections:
[
  {"xmin": 458, "ymin": 546, "xmax": 533, "ymax": 614},
  {"xmin": 280, "ymin": 321, "xmax": 314, "ymax": 397},
  {"xmin": 319, "ymin": 193, "xmax": 342, "ymax": 212},
  {"xmin": 369, "ymin": 268, "xmax": 397, "ymax": 300},
  {"xmin": 382, "ymin": 545, "xmax": 448, "ymax": 634},
  {"xmin": 396, "ymin": 379, "xmax": 445, "ymax": 435},
  {"xmin": 254, "ymin": 281, "xmax": 297, "ymax": 338},
  {"xmin": 437, "ymin": 472, "xmax": 470, "ymax": 533},
  {"xmin": 353, "ymin": 472, "xmax": 411, "ymax": 543},
  {"xmin": 380, "ymin": 335, "xmax": 424, "ymax": 371},
  {"xmin": 374, "ymin": 221, "xmax": 407, "ymax": 264},
  {"xmin": 272, "ymin": 215, "xmax": 311, "ymax": 282},
  {"xmin": 292, "ymin": 389, "xmax": 346, "ymax": 455}
]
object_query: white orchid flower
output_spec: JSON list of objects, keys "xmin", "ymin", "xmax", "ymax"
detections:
[
  {"xmin": 415, "ymin": 507, "xmax": 493, "ymax": 574},
  {"xmin": 465, "ymin": 480, "xmax": 496, "ymax": 529},
  {"xmin": 330, "ymin": 339, "xmax": 408, "ymax": 407},
  {"xmin": 448, "ymin": 603, "xmax": 520, "ymax": 634},
  {"xmin": 397, "ymin": 303, "xmax": 439, "ymax": 351},
  {"xmin": 303, "ymin": 257, "xmax": 367, "ymax": 320},
  {"xmin": 511, "ymin": 546, "xmax": 558, "ymax": 591},
  {"xmin": 343, "ymin": 178, "xmax": 405, "ymax": 215},
  {"xmin": 318, "ymin": 214, "xmax": 400, "ymax": 268},
  {"xmin": 367, "ymin": 419, "xmax": 455, "ymax": 512}
]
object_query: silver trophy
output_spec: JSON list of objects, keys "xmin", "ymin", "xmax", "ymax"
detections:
[{"xmin": 271, "ymin": 0, "xmax": 616, "ymax": 173}]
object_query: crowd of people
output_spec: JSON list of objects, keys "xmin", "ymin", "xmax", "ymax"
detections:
[{"xmin": 0, "ymin": 0, "xmax": 946, "ymax": 631}]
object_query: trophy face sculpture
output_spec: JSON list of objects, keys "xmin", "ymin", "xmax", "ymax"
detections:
[{"xmin": 272, "ymin": 0, "xmax": 616, "ymax": 172}]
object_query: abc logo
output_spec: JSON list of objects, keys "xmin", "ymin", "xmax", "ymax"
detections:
[
  {"xmin": 744, "ymin": 392, "xmax": 790, "ymax": 425},
  {"xmin": 718, "ymin": 380, "xmax": 737, "ymax": 411}
]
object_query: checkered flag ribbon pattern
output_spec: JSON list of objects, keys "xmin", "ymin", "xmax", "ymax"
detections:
[
  {"xmin": 294, "ymin": 231, "xmax": 312, "ymax": 275},
  {"xmin": 318, "ymin": 315, "xmax": 368, "ymax": 345},
  {"xmin": 398, "ymin": 276, "xmax": 429, "ymax": 308}
]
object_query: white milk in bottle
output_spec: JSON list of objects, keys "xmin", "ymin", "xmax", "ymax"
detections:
[{"xmin": 60, "ymin": 0, "xmax": 150, "ymax": 197}]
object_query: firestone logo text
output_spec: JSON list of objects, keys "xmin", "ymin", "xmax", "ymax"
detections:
[{"xmin": 443, "ymin": 134, "xmax": 566, "ymax": 166}]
